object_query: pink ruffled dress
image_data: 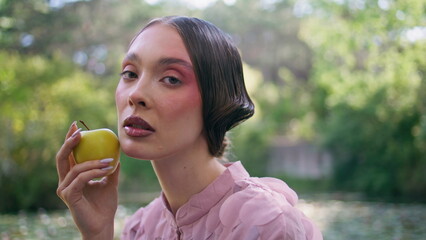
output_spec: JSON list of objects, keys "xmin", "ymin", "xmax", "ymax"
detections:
[{"xmin": 121, "ymin": 161, "xmax": 323, "ymax": 240}]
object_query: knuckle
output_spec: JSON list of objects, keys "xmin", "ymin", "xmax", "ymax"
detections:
[
  {"xmin": 61, "ymin": 189, "xmax": 72, "ymax": 202},
  {"xmin": 75, "ymin": 173, "xmax": 85, "ymax": 183},
  {"xmin": 56, "ymin": 186, "xmax": 65, "ymax": 200}
]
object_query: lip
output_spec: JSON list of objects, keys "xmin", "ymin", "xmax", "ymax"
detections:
[{"xmin": 123, "ymin": 116, "xmax": 155, "ymax": 137}]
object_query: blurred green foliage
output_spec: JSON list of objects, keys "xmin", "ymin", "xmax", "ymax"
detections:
[
  {"xmin": 0, "ymin": 51, "xmax": 116, "ymax": 211},
  {"xmin": 0, "ymin": 0, "xmax": 425, "ymax": 212},
  {"xmin": 304, "ymin": 0, "xmax": 426, "ymax": 201}
]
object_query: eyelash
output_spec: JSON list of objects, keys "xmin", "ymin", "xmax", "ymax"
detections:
[
  {"xmin": 120, "ymin": 71, "xmax": 182, "ymax": 86},
  {"xmin": 161, "ymin": 76, "xmax": 182, "ymax": 86},
  {"xmin": 120, "ymin": 71, "xmax": 138, "ymax": 80}
]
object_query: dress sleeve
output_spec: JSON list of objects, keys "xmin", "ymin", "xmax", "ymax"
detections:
[
  {"xmin": 219, "ymin": 177, "xmax": 323, "ymax": 240},
  {"xmin": 257, "ymin": 206, "xmax": 323, "ymax": 240}
]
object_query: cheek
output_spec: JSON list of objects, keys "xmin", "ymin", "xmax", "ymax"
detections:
[
  {"xmin": 185, "ymin": 81, "xmax": 203, "ymax": 108},
  {"xmin": 162, "ymin": 86, "xmax": 202, "ymax": 121},
  {"xmin": 115, "ymin": 84, "xmax": 126, "ymax": 111}
]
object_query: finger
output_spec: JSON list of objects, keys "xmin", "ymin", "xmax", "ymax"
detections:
[
  {"xmin": 66, "ymin": 122, "xmax": 80, "ymax": 169},
  {"xmin": 68, "ymin": 151, "xmax": 77, "ymax": 170},
  {"xmin": 59, "ymin": 167, "xmax": 113, "ymax": 204},
  {"xmin": 65, "ymin": 121, "xmax": 78, "ymax": 140},
  {"xmin": 87, "ymin": 163, "xmax": 120, "ymax": 187},
  {"xmin": 56, "ymin": 122, "xmax": 82, "ymax": 182},
  {"xmin": 59, "ymin": 159, "xmax": 113, "ymax": 193},
  {"xmin": 56, "ymin": 128, "xmax": 81, "ymax": 182}
]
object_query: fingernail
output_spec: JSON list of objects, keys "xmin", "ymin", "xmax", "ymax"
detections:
[
  {"xmin": 69, "ymin": 121, "xmax": 77, "ymax": 130},
  {"xmin": 71, "ymin": 128, "xmax": 82, "ymax": 138},
  {"xmin": 101, "ymin": 166, "xmax": 114, "ymax": 171},
  {"xmin": 100, "ymin": 158, "xmax": 114, "ymax": 164}
]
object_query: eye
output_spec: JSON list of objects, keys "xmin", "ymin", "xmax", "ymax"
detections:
[
  {"xmin": 120, "ymin": 71, "xmax": 138, "ymax": 80},
  {"xmin": 162, "ymin": 76, "xmax": 182, "ymax": 86}
]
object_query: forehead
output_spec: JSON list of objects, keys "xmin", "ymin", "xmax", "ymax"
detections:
[{"xmin": 127, "ymin": 23, "xmax": 191, "ymax": 64}]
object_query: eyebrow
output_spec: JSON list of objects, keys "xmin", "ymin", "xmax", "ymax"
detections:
[
  {"xmin": 122, "ymin": 53, "xmax": 193, "ymax": 70},
  {"xmin": 158, "ymin": 57, "xmax": 193, "ymax": 70},
  {"xmin": 122, "ymin": 52, "xmax": 140, "ymax": 65}
]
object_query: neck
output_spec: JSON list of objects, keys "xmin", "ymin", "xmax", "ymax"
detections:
[{"xmin": 151, "ymin": 146, "xmax": 226, "ymax": 215}]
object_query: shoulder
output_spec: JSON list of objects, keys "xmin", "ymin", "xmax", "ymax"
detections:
[
  {"xmin": 219, "ymin": 177, "xmax": 323, "ymax": 240},
  {"xmin": 219, "ymin": 177, "xmax": 298, "ymax": 228},
  {"xmin": 126, "ymin": 196, "xmax": 164, "ymax": 223}
]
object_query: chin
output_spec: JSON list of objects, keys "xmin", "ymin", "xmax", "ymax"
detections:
[
  {"xmin": 120, "ymin": 143, "xmax": 163, "ymax": 161},
  {"xmin": 121, "ymin": 145, "xmax": 146, "ymax": 160}
]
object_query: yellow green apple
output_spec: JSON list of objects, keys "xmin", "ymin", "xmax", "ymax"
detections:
[{"xmin": 73, "ymin": 128, "xmax": 120, "ymax": 175}]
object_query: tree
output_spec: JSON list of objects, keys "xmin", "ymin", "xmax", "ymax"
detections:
[
  {"xmin": 203, "ymin": 0, "xmax": 312, "ymax": 84},
  {"xmin": 0, "ymin": 0, "xmax": 162, "ymax": 75},
  {"xmin": 303, "ymin": 0, "xmax": 426, "ymax": 200}
]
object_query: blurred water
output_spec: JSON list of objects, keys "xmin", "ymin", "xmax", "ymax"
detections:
[
  {"xmin": 298, "ymin": 198, "xmax": 426, "ymax": 240},
  {"xmin": 1, "ymin": 197, "xmax": 425, "ymax": 239}
]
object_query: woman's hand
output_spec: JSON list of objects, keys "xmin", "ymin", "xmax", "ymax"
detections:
[{"xmin": 56, "ymin": 122, "xmax": 120, "ymax": 240}]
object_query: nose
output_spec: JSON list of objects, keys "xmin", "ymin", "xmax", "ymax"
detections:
[{"xmin": 128, "ymin": 77, "xmax": 149, "ymax": 108}]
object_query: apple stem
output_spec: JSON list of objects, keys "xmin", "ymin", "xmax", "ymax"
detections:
[{"xmin": 79, "ymin": 120, "xmax": 90, "ymax": 130}]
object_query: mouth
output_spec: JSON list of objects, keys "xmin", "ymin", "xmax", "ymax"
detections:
[{"xmin": 123, "ymin": 116, "xmax": 155, "ymax": 137}]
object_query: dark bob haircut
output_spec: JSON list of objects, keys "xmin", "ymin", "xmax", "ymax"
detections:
[{"xmin": 131, "ymin": 16, "xmax": 255, "ymax": 157}]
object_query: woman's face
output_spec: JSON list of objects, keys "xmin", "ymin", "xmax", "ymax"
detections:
[{"xmin": 115, "ymin": 23, "xmax": 205, "ymax": 161}]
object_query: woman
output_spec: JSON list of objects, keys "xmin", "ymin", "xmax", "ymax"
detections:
[{"xmin": 56, "ymin": 16, "xmax": 322, "ymax": 239}]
